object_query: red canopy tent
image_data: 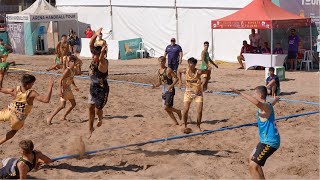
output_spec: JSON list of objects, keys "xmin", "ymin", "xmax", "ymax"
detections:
[{"xmin": 210, "ymin": 0, "xmax": 312, "ymax": 66}]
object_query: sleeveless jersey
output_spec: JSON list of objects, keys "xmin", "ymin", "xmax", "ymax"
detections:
[
  {"xmin": 8, "ymin": 86, "xmax": 33, "ymax": 121},
  {"xmin": 200, "ymin": 51, "xmax": 209, "ymax": 70},
  {"xmin": 89, "ymin": 61, "xmax": 108, "ymax": 87},
  {"xmin": 185, "ymin": 68, "xmax": 201, "ymax": 93},
  {"xmin": 0, "ymin": 44, "xmax": 8, "ymax": 55},
  {"xmin": 257, "ymin": 102, "xmax": 281, "ymax": 148},
  {"xmin": 159, "ymin": 67, "xmax": 173, "ymax": 93}
]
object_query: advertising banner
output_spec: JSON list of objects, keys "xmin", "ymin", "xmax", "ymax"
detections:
[
  {"xmin": 7, "ymin": 23, "xmax": 25, "ymax": 54},
  {"xmin": 273, "ymin": 0, "xmax": 319, "ymax": 32},
  {"xmin": 118, "ymin": 38, "xmax": 142, "ymax": 60}
]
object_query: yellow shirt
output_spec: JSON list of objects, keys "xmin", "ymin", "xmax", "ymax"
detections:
[
  {"xmin": 185, "ymin": 68, "xmax": 201, "ymax": 94},
  {"xmin": 8, "ymin": 86, "xmax": 33, "ymax": 121}
]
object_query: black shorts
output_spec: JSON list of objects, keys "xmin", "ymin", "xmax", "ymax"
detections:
[
  {"xmin": 287, "ymin": 51, "xmax": 297, "ymax": 59},
  {"xmin": 251, "ymin": 142, "xmax": 277, "ymax": 166},
  {"xmin": 89, "ymin": 81, "xmax": 109, "ymax": 109},
  {"xmin": 162, "ymin": 89, "xmax": 175, "ymax": 107},
  {"xmin": 168, "ymin": 63, "xmax": 179, "ymax": 73}
]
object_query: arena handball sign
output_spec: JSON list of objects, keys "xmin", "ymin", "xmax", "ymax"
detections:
[
  {"xmin": 118, "ymin": 38, "xmax": 142, "ymax": 60},
  {"xmin": 30, "ymin": 14, "xmax": 77, "ymax": 22}
]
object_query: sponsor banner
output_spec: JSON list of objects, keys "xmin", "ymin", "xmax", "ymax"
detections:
[
  {"xmin": 118, "ymin": 38, "xmax": 142, "ymax": 60},
  {"xmin": 30, "ymin": 13, "xmax": 77, "ymax": 22},
  {"xmin": 212, "ymin": 20, "xmax": 273, "ymax": 29},
  {"xmin": 6, "ymin": 14, "xmax": 77, "ymax": 23},
  {"xmin": 6, "ymin": 15, "xmax": 30, "ymax": 22},
  {"xmin": 7, "ymin": 23, "xmax": 25, "ymax": 54},
  {"xmin": 273, "ymin": 0, "xmax": 320, "ymax": 32}
]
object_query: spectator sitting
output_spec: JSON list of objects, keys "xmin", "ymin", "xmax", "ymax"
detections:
[
  {"xmin": 266, "ymin": 67, "xmax": 280, "ymax": 97},
  {"xmin": 261, "ymin": 42, "xmax": 271, "ymax": 54},
  {"xmin": 237, "ymin": 40, "xmax": 254, "ymax": 69},
  {"xmin": 273, "ymin": 43, "xmax": 284, "ymax": 54}
]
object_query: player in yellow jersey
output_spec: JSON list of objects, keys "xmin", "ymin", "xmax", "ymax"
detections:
[
  {"xmin": 47, "ymin": 56, "xmax": 79, "ymax": 125},
  {"xmin": 178, "ymin": 57, "xmax": 211, "ymax": 133},
  {"xmin": 0, "ymin": 71, "xmax": 54, "ymax": 145}
]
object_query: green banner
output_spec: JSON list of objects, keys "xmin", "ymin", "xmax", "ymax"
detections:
[
  {"xmin": 118, "ymin": 38, "xmax": 142, "ymax": 60},
  {"xmin": 0, "ymin": 32, "xmax": 8, "ymax": 44}
]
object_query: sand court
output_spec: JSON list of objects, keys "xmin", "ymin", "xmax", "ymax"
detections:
[{"xmin": 0, "ymin": 54, "xmax": 319, "ymax": 179}]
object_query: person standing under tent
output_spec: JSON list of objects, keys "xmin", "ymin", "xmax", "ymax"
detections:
[
  {"xmin": 88, "ymin": 28, "xmax": 109, "ymax": 137},
  {"xmin": 164, "ymin": 38, "xmax": 183, "ymax": 73},
  {"xmin": 249, "ymin": 29, "xmax": 261, "ymax": 50},
  {"xmin": 200, "ymin": 41, "xmax": 218, "ymax": 91},
  {"xmin": 85, "ymin": 26, "xmax": 94, "ymax": 38},
  {"xmin": 287, "ymin": 29, "xmax": 300, "ymax": 71},
  {"xmin": 68, "ymin": 29, "xmax": 78, "ymax": 55}
]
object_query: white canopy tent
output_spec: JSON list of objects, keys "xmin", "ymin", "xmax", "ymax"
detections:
[
  {"xmin": 6, "ymin": 0, "xmax": 78, "ymax": 55},
  {"xmin": 56, "ymin": 0, "xmax": 252, "ymax": 61}
]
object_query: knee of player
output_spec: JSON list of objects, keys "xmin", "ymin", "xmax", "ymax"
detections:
[
  {"xmin": 164, "ymin": 106, "xmax": 171, "ymax": 111},
  {"xmin": 89, "ymin": 104, "xmax": 95, "ymax": 111},
  {"xmin": 71, "ymin": 102, "xmax": 77, "ymax": 107},
  {"xmin": 248, "ymin": 160, "xmax": 259, "ymax": 170}
]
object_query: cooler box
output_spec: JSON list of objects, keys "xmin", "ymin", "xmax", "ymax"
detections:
[{"xmin": 265, "ymin": 66, "xmax": 285, "ymax": 81}]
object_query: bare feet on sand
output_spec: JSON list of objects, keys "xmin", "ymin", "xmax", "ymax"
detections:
[
  {"xmin": 88, "ymin": 128, "xmax": 95, "ymax": 139},
  {"xmin": 197, "ymin": 126, "xmax": 203, "ymax": 132},
  {"xmin": 97, "ymin": 120, "xmax": 102, "ymax": 127},
  {"xmin": 60, "ymin": 117, "xmax": 67, "ymax": 121},
  {"xmin": 46, "ymin": 118, "xmax": 52, "ymax": 125}
]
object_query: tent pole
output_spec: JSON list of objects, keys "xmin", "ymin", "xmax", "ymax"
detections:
[
  {"xmin": 175, "ymin": 0, "xmax": 179, "ymax": 44},
  {"xmin": 110, "ymin": 0, "xmax": 114, "ymax": 39},
  {"xmin": 271, "ymin": 28, "xmax": 273, "ymax": 67},
  {"xmin": 211, "ymin": 28, "xmax": 213, "ymax": 60},
  {"xmin": 309, "ymin": 24, "xmax": 312, "ymax": 50}
]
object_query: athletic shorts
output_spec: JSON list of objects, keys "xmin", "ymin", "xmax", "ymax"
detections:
[
  {"xmin": 267, "ymin": 86, "xmax": 278, "ymax": 95},
  {"xmin": 60, "ymin": 89, "xmax": 74, "ymax": 101},
  {"xmin": 162, "ymin": 90, "xmax": 175, "ymax": 107},
  {"xmin": 0, "ymin": 109, "xmax": 24, "ymax": 130},
  {"xmin": 287, "ymin": 51, "xmax": 297, "ymax": 59},
  {"xmin": 89, "ymin": 81, "xmax": 109, "ymax": 109},
  {"xmin": 168, "ymin": 63, "xmax": 179, "ymax": 73},
  {"xmin": 183, "ymin": 92, "xmax": 203, "ymax": 103},
  {"xmin": 251, "ymin": 142, "xmax": 277, "ymax": 166},
  {"xmin": 0, "ymin": 62, "xmax": 9, "ymax": 71}
]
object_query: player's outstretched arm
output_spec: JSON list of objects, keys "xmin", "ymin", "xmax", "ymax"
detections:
[
  {"xmin": 271, "ymin": 96, "xmax": 280, "ymax": 106},
  {"xmin": 90, "ymin": 28, "xmax": 102, "ymax": 50},
  {"xmin": 31, "ymin": 78, "xmax": 54, "ymax": 103},
  {"xmin": 231, "ymin": 88, "xmax": 268, "ymax": 112}
]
